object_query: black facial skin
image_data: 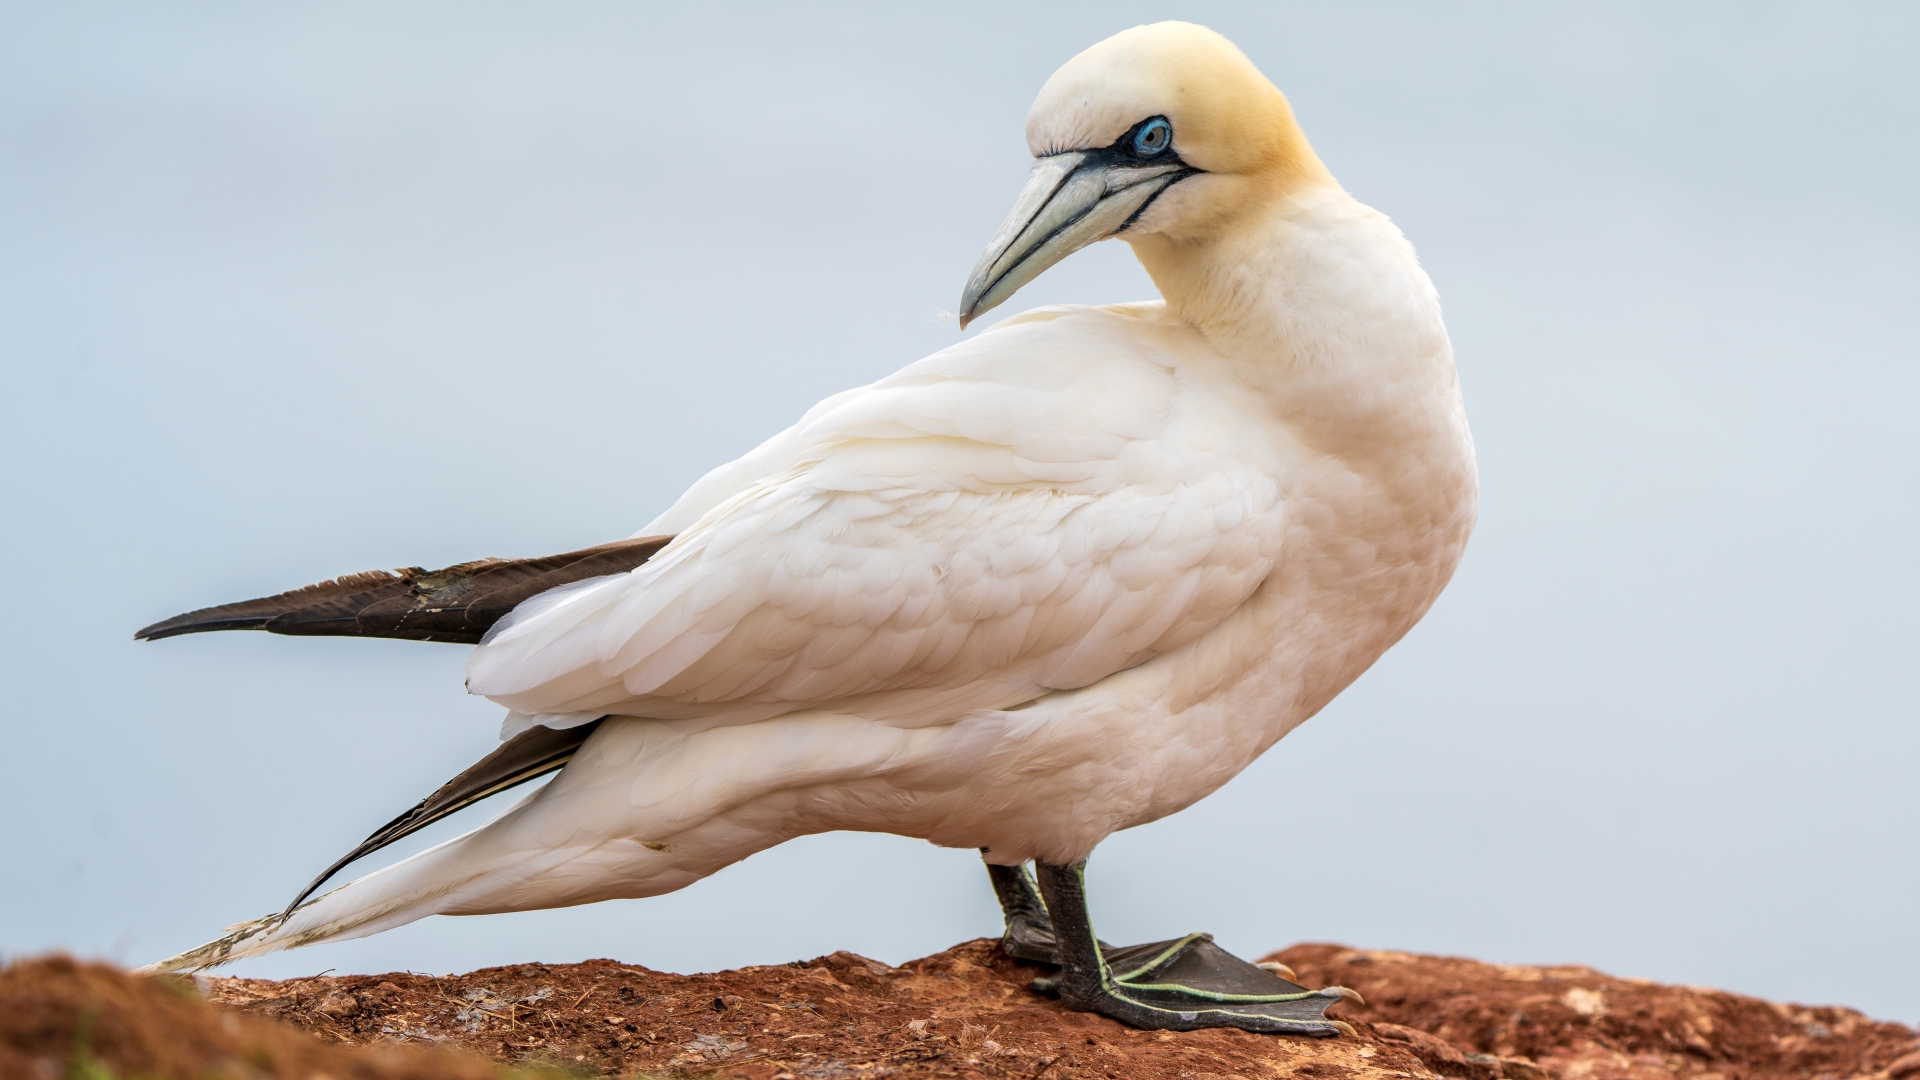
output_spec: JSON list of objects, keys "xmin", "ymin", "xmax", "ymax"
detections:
[{"xmin": 1094, "ymin": 115, "xmax": 1201, "ymax": 232}]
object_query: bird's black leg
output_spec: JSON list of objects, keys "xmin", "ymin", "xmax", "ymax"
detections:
[
  {"xmin": 1030, "ymin": 858, "xmax": 1358, "ymax": 1036},
  {"xmin": 982, "ymin": 854, "xmax": 1061, "ymax": 963}
]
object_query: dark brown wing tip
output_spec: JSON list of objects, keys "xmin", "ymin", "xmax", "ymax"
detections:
[
  {"xmin": 133, "ymin": 568, "xmax": 416, "ymax": 642},
  {"xmin": 132, "ymin": 535, "xmax": 676, "ymax": 644},
  {"xmin": 135, "ymin": 613, "xmax": 267, "ymax": 641}
]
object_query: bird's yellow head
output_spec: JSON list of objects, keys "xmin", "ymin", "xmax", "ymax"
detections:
[{"xmin": 958, "ymin": 22, "xmax": 1334, "ymax": 328}]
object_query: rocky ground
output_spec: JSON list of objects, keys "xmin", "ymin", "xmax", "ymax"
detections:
[{"xmin": 5, "ymin": 940, "xmax": 1916, "ymax": 1080}]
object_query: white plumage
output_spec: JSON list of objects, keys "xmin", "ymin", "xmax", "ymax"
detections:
[
  {"xmin": 149, "ymin": 21, "xmax": 1476, "ymax": 972},
  {"xmin": 477, "ymin": 304, "xmax": 1285, "ymax": 733}
]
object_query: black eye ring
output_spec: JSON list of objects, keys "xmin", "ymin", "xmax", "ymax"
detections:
[{"xmin": 1131, "ymin": 117, "xmax": 1172, "ymax": 157}]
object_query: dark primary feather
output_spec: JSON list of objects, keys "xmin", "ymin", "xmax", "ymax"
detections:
[
  {"xmin": 281, "ymin": 718, "xmax": 605, "ymax": 916},
  {"xmin": 134, "ymin": 535, "xmax": 673, "ymax": 644}
]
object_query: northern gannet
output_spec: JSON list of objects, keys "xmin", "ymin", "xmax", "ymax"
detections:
[{"xmin": 138, "ymin": 22, "xmax": 1477, "ymax": 1036}]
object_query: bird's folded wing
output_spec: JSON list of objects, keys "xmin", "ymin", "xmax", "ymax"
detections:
[{"xmin": 467, "ymin": 306, "xmax": 1288, "ymax": 726}]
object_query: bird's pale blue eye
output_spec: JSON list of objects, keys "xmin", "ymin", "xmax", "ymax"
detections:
[{"xmin": 1132, "ymin": 118, "xmax": 1171, "ymax": 156}]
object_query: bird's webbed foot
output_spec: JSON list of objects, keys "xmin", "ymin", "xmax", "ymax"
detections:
[
  {"xmin": 1024, "ymin": 859, "xmax": 1360, "ymax": 1037},
  {"xmin": 1063, "ymin": 931, "xmax": 1360, "ymax": 1035}
]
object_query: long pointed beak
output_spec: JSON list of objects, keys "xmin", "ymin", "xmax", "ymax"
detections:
[{"xmin": 958, "ymin": 151, "xmax": 1194, "ymax": 329}]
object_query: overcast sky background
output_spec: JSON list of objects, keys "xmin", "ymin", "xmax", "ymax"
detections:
[{"xmin": 3, "ymin": 2, "xmax": 1916, "ymax": 1024}]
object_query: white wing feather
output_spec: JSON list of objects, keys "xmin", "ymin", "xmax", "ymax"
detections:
[{"xmin": 468, "ymin": 305, "xmax": 1286, "ymax": 730}]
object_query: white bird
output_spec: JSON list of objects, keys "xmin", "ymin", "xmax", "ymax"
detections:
[{"xmin": 139, "ymin": 22, "xmax": 1476, "ymax": 1036}]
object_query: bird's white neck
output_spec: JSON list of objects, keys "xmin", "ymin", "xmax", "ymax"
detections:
[
  {"xmin": 1126, "ymin": 185, "xmax": 1469, "ymax": 467},
  {"xmin": 1135, "ymin": 184, "xmax": 1478, "ymax": 727}
]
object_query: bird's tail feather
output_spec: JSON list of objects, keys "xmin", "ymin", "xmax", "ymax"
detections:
[
  {"xmin": 278, "ymin": 719, "xmax": 605, "ymax": 917},
  {"xmin": 140, "ymin": 712, "xmax": 959, "ymax": 974},
  {"xmin": 140, "ymin": 721, "xmax": 608, "ymax": 974},
  {"xmin": 139, "ymin": 817, "xmax": 580, "ymax": 974},
  {"xmin": 138, "ymin": 858, "xmax": 450, "ymax": 973}
]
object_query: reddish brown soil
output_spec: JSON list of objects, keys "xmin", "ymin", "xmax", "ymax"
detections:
[
  {"xmin": 1272, "ymin": 943, "xmax": 1920, "ymax": 1080},
  {"xmin": 200, "ymin": 940, "xmax": 1412, "ymax": 1080},
  {"xmin": 6, "ymin": 942, "xmax": 1916, "ymax": 1080},
  {"xmin": 0, "ymin": 954, "xmax": 531, "ymax": 1079}
]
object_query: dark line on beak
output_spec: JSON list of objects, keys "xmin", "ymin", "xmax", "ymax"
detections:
[
  {"xmin": 1116, "ymin": 168, "xmax": 1200, "ymax": 235},
  {"xmin": 997, "ymin": 202, "xmax": 1100, "ymax": 288},
  {"xmin": 991, "ymin": 157, "xmax": 1088, "ymax": 279}
]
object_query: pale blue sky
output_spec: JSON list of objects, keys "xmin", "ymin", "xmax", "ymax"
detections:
[{"xmin": 3, "ymin": 2, "xmax": 1916, "ymax": 1023}]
